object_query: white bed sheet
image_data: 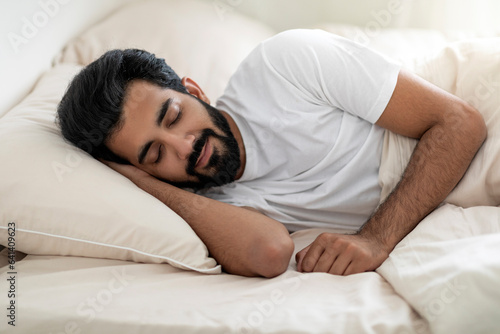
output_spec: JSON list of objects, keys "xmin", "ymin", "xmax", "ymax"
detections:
[{"xmin": 0, "ymin": 229, "xmax": 426, "ymax": 334}]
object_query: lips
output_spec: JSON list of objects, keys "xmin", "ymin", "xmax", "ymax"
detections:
[{"xmin": 195, "ymin": 137, "xmax": 212, "ymax": 169}]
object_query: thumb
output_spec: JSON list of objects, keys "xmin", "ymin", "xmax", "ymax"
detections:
[{"xmin": 295, "ymin": 245, "xmax": 311, "ymax": 272}]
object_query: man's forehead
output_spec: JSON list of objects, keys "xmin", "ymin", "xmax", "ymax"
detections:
[
  {"xmin": 106, "ymin": 81, "xmax": 161, "ymax": 156},
  {"xmin": 124, "ymin": 79, "xmax": 163, "ymax": 107}
]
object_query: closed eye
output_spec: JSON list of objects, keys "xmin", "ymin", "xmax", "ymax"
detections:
[
  {"xmin": 154, "ymin": 144, "xmax": 163, "ymax": 164},
  {"xmin": 169, "ymin": 108, "xmax": 183, "ymax": 127},
  {"xmin": 153, "ymin": 108, "xmax": 182, "ymax": 164}
]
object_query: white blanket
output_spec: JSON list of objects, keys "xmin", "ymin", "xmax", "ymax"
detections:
[{"xmin": 377, "ymin": 38, "xmax": 500, "ymax": 333}]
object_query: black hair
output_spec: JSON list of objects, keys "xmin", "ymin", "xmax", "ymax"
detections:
[{"xmin": 56, "ymin": 49, "xmax": 188, "ymax": 163}]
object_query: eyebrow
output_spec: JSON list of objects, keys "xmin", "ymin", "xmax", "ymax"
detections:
[{"xmin": 137, "ymin": 98, "xmax": 172, "ymax": 164}]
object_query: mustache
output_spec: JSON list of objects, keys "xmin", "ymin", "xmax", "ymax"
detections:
[{"xmin": 186, "ymin": 129, "xmax": 218, "ymax": 175}]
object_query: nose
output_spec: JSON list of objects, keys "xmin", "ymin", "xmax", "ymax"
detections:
[{"xmin": 168, "ymin": 133, "xmax": 195, "ymax": 161}]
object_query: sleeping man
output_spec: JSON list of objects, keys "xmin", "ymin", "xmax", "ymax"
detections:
[{"xmin": 56, "ymin": 29, "xmax": 486, "ymax": 278}]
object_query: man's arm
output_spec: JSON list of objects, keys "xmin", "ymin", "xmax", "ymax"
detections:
[
  {"xmin": 103, "ymin": 162, "xmax": 294, "ymax": 277},
  {"xmin": 296, "ymin": 69, "xmax": 487, "ymax": 275}
]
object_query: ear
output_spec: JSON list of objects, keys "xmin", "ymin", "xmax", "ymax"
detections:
[{"xmin": 181, "ymin": 77, "xmax": 211, "ymax": 105}]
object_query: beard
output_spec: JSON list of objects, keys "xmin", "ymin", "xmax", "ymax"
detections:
[{"xmin": 166, "ymin": 98, "xmax": 241, "ymax": 191}]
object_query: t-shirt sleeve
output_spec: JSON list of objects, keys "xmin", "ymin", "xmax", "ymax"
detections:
[{"xmin": 260, "ymin": 29, "xmax": 401, "ymax": 124}]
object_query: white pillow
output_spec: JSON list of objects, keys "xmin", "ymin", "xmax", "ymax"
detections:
[
  {"xmin": 379, "ymin": 38, "xmax": 500, "ymax": 207},
  {"xmin": 0, "ymin": 64, "xmax": 220, "ymax": 274},
  {"xmin": 0, "ymin": 0, "xmax": 275, "ymax": 274},
  {"xmin": 311, "ymin": 23, "xmax": 500, "ymax": 67},
  {"xmin": 58, "ymin": 0, "xmax": 275, "ymax": 102}
]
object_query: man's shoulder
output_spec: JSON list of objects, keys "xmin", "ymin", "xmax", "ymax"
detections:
[
  {"xmin": 263, "ymin": 29, "xmax": 340, "ymax": 46},
  {"xmin": 260, "ymin": 28, "xmax": 353, "ymax": 54},
  {"xmin": 240, "ymin": 29, "xmax": 348, "ymax": 64}
]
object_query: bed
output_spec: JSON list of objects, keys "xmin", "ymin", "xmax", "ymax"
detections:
[{"xmin": 1, "ymin": 0, "xmax": 500, "ymax": 333}]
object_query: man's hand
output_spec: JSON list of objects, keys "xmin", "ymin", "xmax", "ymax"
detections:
[
  {"xmin": 295, "ymin": 233, "xmax": 390, "ymax": 275},
  {"xmin": 299, "ymin": 69, "xmax": 485, "ymax": 277}
]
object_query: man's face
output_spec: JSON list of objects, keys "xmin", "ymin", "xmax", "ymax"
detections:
[{"xmin": 106, "ymin": 79, "xmax": 241, "ymax": 190}]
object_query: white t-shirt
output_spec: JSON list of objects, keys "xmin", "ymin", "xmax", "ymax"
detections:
[{"xmin": 203, "ymin": 29, "xmax": 401, "ymax": 232}]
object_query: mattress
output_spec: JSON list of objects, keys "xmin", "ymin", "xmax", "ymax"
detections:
[{"xmin": 0, "ymin": 228, "xmax": 424, "ymax": 334}]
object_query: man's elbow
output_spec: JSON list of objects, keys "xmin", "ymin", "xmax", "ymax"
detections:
[
  {"xmin": 460, "ymin": 102, "xmax": 487, "ymax": 147},
  {"xmin": 256, "ymin": 235, "xmax": 295, "ymax": 278}
]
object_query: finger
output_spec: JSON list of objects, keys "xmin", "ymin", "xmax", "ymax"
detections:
[
  {"xmin": 328, "ymin": 253, "xmax": 352, "ymax": 276},
  {"xmin": 343, "ymin": 261, "xmax": 366, "ymax": 276},
  {"xmin": 295, "ymin": 245, "xmax": 310, "ymax": 272},
  {"xmin": 312, "ymin": 247, "xmax": 338, "ymax": 273},
  {"xmin": 300, "ymin": 242, "xmax": 326, "ymax": 273}
]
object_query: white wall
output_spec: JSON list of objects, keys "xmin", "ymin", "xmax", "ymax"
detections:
[
  {"xmin": 207, "ymin": 0, "xmax": 500, "ymax": 33},
  {"xmin": 391, "ymin": 0, "xmax": 500, "ymax": 32},
  {"xmin": 0, "ymin": 0, "xmax": 137, "ymax": 116},
  {"xmin": 2, "ymin": 0, "xmax": 499, "ymax": 117}
]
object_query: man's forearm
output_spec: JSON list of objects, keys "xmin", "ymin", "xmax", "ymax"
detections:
[
  {"xmin": 134, "ymin": 176, "xmax": 294, "ymax": 277},
  {"xmin": 296, "ymin": 70, "xmax": 487, "ymax": 276},
  {"xmin": 359, "ymin": 105, "xmax": 486, "ymax": 252}
]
